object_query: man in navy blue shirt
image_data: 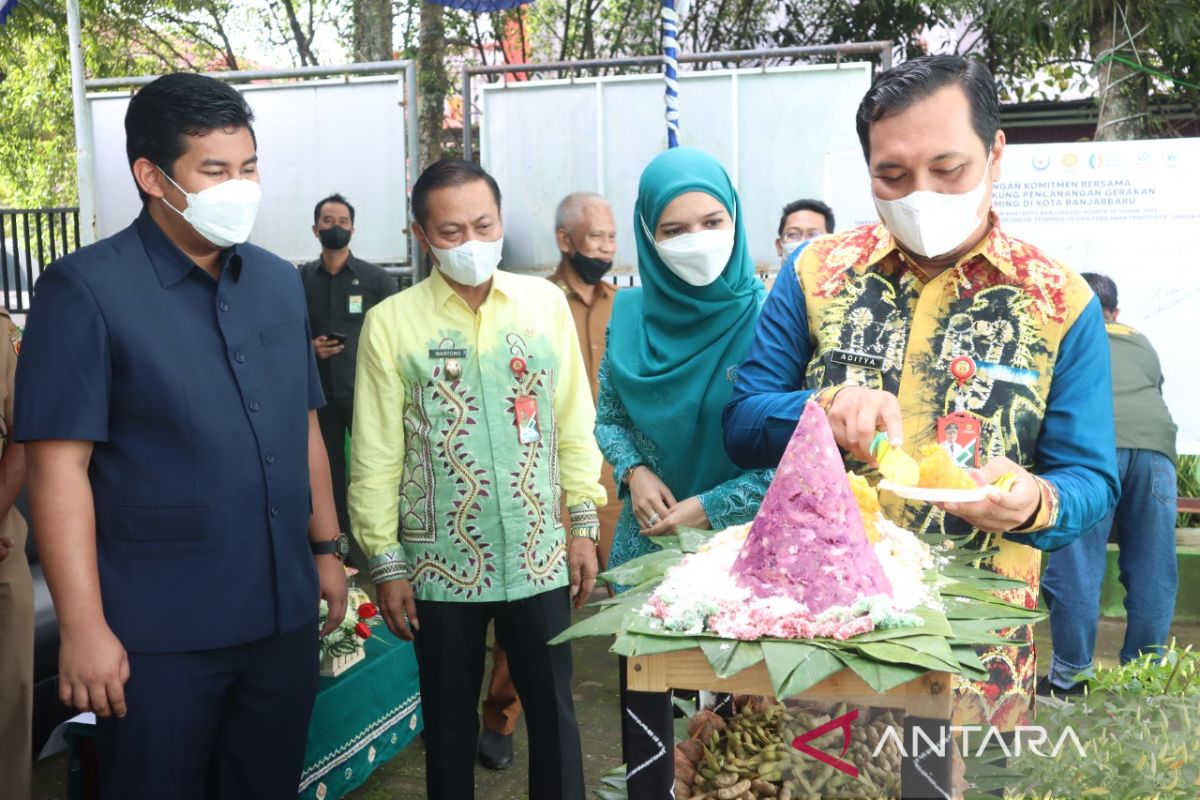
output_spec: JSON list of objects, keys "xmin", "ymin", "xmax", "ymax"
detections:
[{"xmin": 14, "ymin": 73, "xmax": 347, "ymax": 800}]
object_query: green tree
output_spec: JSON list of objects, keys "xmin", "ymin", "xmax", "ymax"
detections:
[
  {"xmin": 961, "ymin": 0, "xmax": 1200, "ymax": 139},
  {"xmin": 0, "ymin": 0, "xmax": 176, "ymax": 207}
]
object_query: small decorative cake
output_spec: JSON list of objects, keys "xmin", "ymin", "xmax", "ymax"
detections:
[
  {"xmin": 731, "ymin": 401, "xmax": 893, "ymax": 612},
  {"xmin": 641, "ymin": 402, "xmax": 936, "ymax": 641}
]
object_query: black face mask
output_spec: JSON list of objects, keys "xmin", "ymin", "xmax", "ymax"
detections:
[
  {"xmin": 319, "ymin": 225, "xmax": 352, "ymax": 250},
  {"xmin": 569, "ymin": 251, "xmax": 613, "ymax": 285}
]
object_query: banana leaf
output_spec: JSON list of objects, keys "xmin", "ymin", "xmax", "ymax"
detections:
[
  {"xmin": 941, "ymin": 565, "xmax": 1029, "ymax": 589},
  {"xmin": 949, "ymin": 619, "xmax": 1036, "ymax": 641},
  {"xmin": 938, "ymin": 582, "xmax": 1027, "ymax": 605},
  {"xmin": 699, "ymin": 639, "xmax": 765, "ymax": 679},
  {"xmin": 951, "ymin": 644, "xmax": 989, "ymax": 679},
  {"xmin": 762, "ymin": 641, "xmax": 845, "ymax": 699},
  {"xmin": 597, "ymin": 549, "xmax": 681, "ymax": 587},
  {"xmin": 549, "ymin": 601, "xmax": 637, "ymax": 644},
  {"xmin": 942, "ymin": 596, "xmax": 1042, "ymax": 621},
  {"xmin": 611, "ymin": 631, "xmax": 703, "ymax": 657},
  {"xmin": 834, "ymin": 650, "xmax": 930, "ymax": 693},
  {"xmin": 854, "ymin": 636, "xmax": 961, "ymax": 673}
]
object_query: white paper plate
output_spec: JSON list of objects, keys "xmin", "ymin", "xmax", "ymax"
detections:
[{"xmin": 877, "ymin": 479, "xmax": 991, "ymax": 504}]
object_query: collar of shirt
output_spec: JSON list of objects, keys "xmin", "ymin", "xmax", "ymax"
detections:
[
  {"xmin": 428, "ymin": 264, "xmax": 514, "ymax": 313},
  {"xmin": 318, "ymin": 251, "xmax": 363, "ymax": 276},
  {"xmin": 857, "ymin": 210, "xmax": 1016, "ymax": 278},
  {"xmin": 136, "ymin": 208, "xmax": 242, "ymax": 287},
  {"xmin": 548, "ymin": 262, "xmax": 617, "ymax": 306}
]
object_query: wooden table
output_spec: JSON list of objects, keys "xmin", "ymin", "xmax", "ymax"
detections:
[{"xmin": 627, "ymin": 650, "xmax": 955, "ymax": 799}]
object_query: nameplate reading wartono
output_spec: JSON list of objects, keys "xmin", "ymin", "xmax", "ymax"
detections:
[
  {"xmin": 830, "ymin": 349, "xmax": 884, "ymax": 371},
  {"xmin": 429, "ymin": 348, "xmax": 468, "ymax": 359}
]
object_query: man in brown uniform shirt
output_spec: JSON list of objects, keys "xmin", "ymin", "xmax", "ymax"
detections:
[
  {"xmin": 477, "ymin": 193, "xmax": 620, "ymax": 770},
  {"xmin": 0, "ymin": 307, "xmax": 30, "ymax": 798}
]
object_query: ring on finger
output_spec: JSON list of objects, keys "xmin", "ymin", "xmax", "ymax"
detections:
[{"xmin": 647, "ymin": 512, "xmax": 661, "ymax": 526}]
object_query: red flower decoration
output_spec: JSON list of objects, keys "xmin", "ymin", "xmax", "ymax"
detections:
[
  {"xmin": 357, "ymin": 602, "xmax": 378, "ymax": 619},
  {"xmin": 354, "ymin": 622, "xmax": 372, "ymax": 639}
]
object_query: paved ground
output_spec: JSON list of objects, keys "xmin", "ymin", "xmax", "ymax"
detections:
[{"xmin": 30, "ymin": 602, "xmax": 1200, "ymax": 800}]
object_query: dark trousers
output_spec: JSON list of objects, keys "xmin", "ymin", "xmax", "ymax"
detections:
[
  {"xmin": 318, "ymin": 396, "xmax": 368, "ymax": 567},
  {"xmin": 317, "ymin": 395, "xmax": 353, "ymax": 533},
  {"xmin": 96, "ymin": 618, "xmax": 319, "ymax": 800},
  {"xmin": 617, "ymin": 656, "xmax": 674, "ymax": 800},
  {"xmin": 414, "ymin": 587, "xmax": 584, "ymax": 800}
]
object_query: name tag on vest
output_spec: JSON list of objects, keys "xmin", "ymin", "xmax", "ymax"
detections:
[
  {"xmin": 830, "ymin": 349, "xmax": 884, "ymax": 371},
  {"xmin": 429, "ymin": 348, "xmax": 468, "ymax": 359}
]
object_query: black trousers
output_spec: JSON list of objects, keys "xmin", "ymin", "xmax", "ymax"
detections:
[
  {"xmin": 317, "ymin": 395, "xmax": 368, "ymax": 567},
  {"xmin": 96, "ymin": 618, "xmax": 319, "ymax": 800},
  {"xmin": 618, "ymin": 656, "xmax": 675, "ymax": 799},
  {"xmin": 317, "ymin": 395, "xmax": 353, "ymax": 533},
  {"xmin": 414, "ymin": 587, "xmax": 585, "ymax": 800}
]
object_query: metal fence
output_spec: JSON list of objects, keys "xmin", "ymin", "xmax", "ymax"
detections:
[{"xmin": 0, "ymin": 208, "xmax": 81, "ymax": 314}]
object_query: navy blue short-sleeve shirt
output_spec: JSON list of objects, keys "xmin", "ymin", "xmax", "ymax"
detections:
[{"xmin": 15, "ymin": 210, "xmax": 325, "ymax": 654}]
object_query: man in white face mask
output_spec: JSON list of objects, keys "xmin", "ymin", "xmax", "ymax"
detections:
[
  {"xmin": 724, "ymin": 55, "xmax": 1118, "ymax": 755},
  {"xmin": 348, "ymin": 159, "xmax": 604, "ymax": 800},
  {"xmin": 14, "ymin": 73, "xmax": 347, "ymax": 799},
  {"xmin": 774, "ymin": 198, "xmax": 834, "ymax": 264}
]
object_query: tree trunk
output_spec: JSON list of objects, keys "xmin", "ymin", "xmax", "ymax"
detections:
[
  {"xmin": 352, "ymin": 0, "xmax": 394, "ymax": 62},
  {"xmin": 277, "ymin": 0, "xmax": 319, "ymax": 66},
  {"xmin": 418, "ymin": 1, "xmax": 449, "ymax": 166},
  {"xmin": 1089, "ymin": 3, "xmax": 1149, "ymax": 141}
]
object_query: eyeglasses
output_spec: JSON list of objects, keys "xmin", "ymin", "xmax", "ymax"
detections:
[{"xmin": 782, "ymin": 229, "xmax": 827, "ymax": 243}]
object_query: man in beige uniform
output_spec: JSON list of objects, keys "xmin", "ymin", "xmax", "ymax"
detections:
[
  {"xmin": 478, "ymin": 192, "xmax": 620, "ymax": 770},
  {"xmin": 0, "ymin": 307, "xmax": 30, "ymax": 798}
]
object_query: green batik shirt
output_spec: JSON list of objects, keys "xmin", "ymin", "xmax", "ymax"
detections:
[{"xmin": 348, "ymin": 267, "xmax": 606, "ymax": 602}]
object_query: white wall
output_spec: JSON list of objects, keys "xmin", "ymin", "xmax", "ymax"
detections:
[{"xmin": 479, "ymin": 63, "xmax": 873, "ymax": 273}]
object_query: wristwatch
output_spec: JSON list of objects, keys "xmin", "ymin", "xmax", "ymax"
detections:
[{"xmin": 311, "ymin": 532, "xmax": 350, "ymax": 561}]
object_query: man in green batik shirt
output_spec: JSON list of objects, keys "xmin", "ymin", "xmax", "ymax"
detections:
[{"xmin": 348, "ymin": 159, "xmax": 605, "ymax": 800}]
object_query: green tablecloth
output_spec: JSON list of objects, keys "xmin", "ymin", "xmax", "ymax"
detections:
[
  {"xmin": 300, "ymin": 628, "xmax": 423, "ymax": 799},
  {"xmin": 66, "ymin": 629, "xmax": 422, "ymax": 800}
]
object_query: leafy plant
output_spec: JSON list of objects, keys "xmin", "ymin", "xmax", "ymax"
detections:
[{"xmin": 965, "ymin": 639, "xmax": 1200, "ymax": 799}]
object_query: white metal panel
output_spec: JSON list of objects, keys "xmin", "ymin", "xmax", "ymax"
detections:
[
  {"xmin": 87, "ymin": 76, "xmax": 410, "ymax": 263},
  {"xmin": 481, "ymin": 81, "xmax": 597, "ymax": 271},
  {"xmin": 480, "ymin": 63, "xmax": 872, "ymax": 273}
]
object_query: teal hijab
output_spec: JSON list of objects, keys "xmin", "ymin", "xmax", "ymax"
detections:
[{"xmin": 609, "ymin": 147, "xmax": 765, "ymax": 501}]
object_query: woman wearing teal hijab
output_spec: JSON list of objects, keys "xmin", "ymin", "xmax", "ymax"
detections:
[{"xmin": 595, "ymin": 147, "xmax": 773, "ymax": 797}]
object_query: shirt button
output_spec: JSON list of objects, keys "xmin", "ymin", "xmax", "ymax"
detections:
[
  {"xmin": 270, "ymin": 506, "xmax": 280, "ymax": 517},
  {"xmin": 219, "ymin": 300, "xmax": 229, "ymax": 313},
  {"xmin": 249, "ymin": 400, "xmax": 260, "ymax": 412},
  {"xmin": 265, "ymin": 454, "xmax": 275, "ymax": 465},
  {"xmin": 235, "ymin": 351, "xmax": 246, "ymax": 363}
]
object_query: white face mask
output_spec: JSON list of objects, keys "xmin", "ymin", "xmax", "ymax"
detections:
[
  {"xmin": 873, "ymin": 156, "xmax": 993, "ymax": 259},
  {"xmin": 429, "ymin": 237, "xmax": 504, "ymax": 287},
  {"xmin": 160, "ymin": 169, "xmax": 261, "ymax": 248},
  {"xmin": 642, "ymin": 213, "xmax": 736, "ymax": 287},
  {"xmin": 781, "ymin": 239, "xmax": 804, "ymax": 259}
]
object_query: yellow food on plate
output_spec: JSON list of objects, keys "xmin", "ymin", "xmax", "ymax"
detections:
[
  {"xmin": 916, "ymin": 444, "xmax": 978, "ymax": 490},
  {"xmin": 847, "ymin": 472, "xmax": 883, "ymax": 544},
  {"xmin": 869, "ymin": 432, "xmax": 920, "ymax": 486}
]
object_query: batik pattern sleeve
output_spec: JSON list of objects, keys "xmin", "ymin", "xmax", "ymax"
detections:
[
  {"xmin": 347, "ymin": 307, "xmax": 409, "ymax": 584},
  {"xmin": 594, "ymin": 352, "xmax": 650, "ymax": 501},
  {"xmin": 1005, "ymin": 296, "xmax": 1120, "ymax": 551},
  {"xmin": 550, "ymin": 292, "xmax": 605, "ymax": 537},
  {"xmin": 722, "ymin": 263, "xmax": 817, "ymax": 469},
  {"xmin": 697, "ymin": 469, "xmax": 775, "ymax": 531}
]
